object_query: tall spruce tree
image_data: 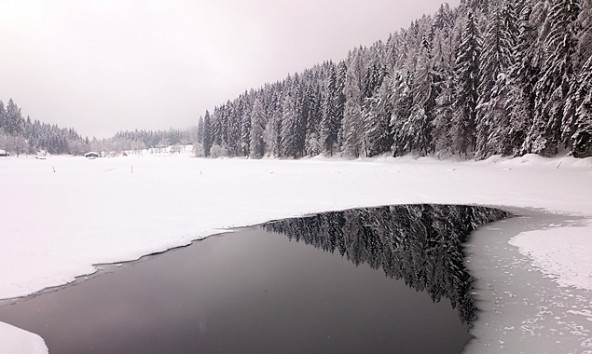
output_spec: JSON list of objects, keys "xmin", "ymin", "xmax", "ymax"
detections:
[
  {"xmin": 527, "ymin": 0, "xmax": 580, "ymax": 156},
  {"xmin": 5, "ymin": 99, "xmax": 23, "ymax": 136},
  {"xmin": 431, "ymin": 27, "xmax": 456, "ymax": 157},
  {"xmin": 249, "ymin": 98, "xmax": 266, "ymax": 158},
  {"xmin": 320, "ymin": 63, "xmax": 339, "ymax": 155},
  {"xmin": 452, "ymin": 11, "xmax": 482, "ymax": 156},
  {"xmin": 506, "ymin": 1, "xmax": 538, "ymax": 155},
  {"xmin": 565, "ymin": 56, "xmax": 592, "ymax": 157},
  {"xmin": 280, "ymin": 93, "xmax": 298, "ymax": 158},
  {"xmin": 305, "ymin": 82, "xmax": 322, "ymax": 156},
  {"xmin": 391, "ymin": 71, "xmax": 414, "ymax": 156},
  {"xmin": 363, "ymin": 75, "xmax": 394, "ymax": 156},
  {"xmin": 407, "ymin": 36, "xmax": 441, "ymax": 156},
  {"xmin": 335, "ymin": 61, "xmax": 348, "ymax": 149},
  {"xmin": 341, "ymin": 50, "xmax": 365, "ymax": 157},
  {"xmin": 475, "ymin": 1, "xmax": 517, "ymax": 158},
  {"xmin": 202, "ymin": 110, "xmax": 213, "ymax": 157}
]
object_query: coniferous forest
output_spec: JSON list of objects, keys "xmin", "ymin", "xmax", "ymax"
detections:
[
  {"xmin": 0, "ymin": 99, "xmax": 90, "ymax": 155},
  {"xmin": 0, "ymin": 98, "xmax": 195, "ymax": 156},
  {"xmin": 196, "ymin": 0, "xmax": 592, "ymax": 159}
]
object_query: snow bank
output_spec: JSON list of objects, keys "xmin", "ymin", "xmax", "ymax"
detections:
[
  {"xmin": 0, "ymin": 322, "xmax": 47, "ymax": 354},
  {"xmin": 509, "ymin": 224, "xmax": 592, "ymax": 290},
  {"xmin": 0, "ymin": 154, "xmax": 591, "ymax": 352}
]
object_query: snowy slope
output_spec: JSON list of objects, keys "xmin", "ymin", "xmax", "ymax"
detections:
[{"xmin": 0, "ymin": 155, "xmax": 591, "ymax": 353}]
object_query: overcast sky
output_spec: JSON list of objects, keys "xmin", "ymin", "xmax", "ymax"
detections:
[{"xmin": 0, "ymin": 0, "xmax": 460, "ymax": 138}]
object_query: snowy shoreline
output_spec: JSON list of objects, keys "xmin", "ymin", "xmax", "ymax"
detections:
[{"xmin": 1, "ymin": 155, "xmax": 591, "ymax": 353}]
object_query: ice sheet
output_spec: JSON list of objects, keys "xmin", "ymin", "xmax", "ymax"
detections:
[{"xmin": 0, "ymin": 154, "xmax": 591, "ymax": 352}]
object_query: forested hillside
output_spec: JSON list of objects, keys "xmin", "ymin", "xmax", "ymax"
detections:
[
  {"xmin": 0, "ymin": 98, "xmax": 196, "ymax": 156},
  {"xmin": 196, "ymin": 0, "xmax": 592, "ymax": 159},
  {"xmin": 0, "ymin": 99, "xmax": 90, "ymax": 155}
]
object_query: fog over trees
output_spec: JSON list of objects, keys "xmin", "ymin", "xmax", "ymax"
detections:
[
  {"xmin": 195, "ymin": 0, "xmax": 592, "ymax": 159},
  {"xmin": 0, "ymin": 99, "xmax": 89, "ymax": 156},
  {"xmin": 0, "ymin": 98, "xmax": 195, "ymax": 156}
]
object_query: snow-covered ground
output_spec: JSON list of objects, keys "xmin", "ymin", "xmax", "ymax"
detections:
[{"xmin": 0, "ymin": 154, "xmax": 591, "ymax": 353}]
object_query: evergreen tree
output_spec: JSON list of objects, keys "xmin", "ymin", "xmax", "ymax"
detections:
[
  {"xmin": 280, "ymin": 94, "xmax": 298, "ymax": 158},
  {"xmin": 304, "ymin": 83, "xmax": 322, "ymax": 156},
  {"xmin": 406, "ymin": 36, "xmax": 442, "ymax": 156},
  {"xmin": 320, "ymin": 63, "xmax": 339, "ymax": 155},
  {"xmin": 475, "ymin": 1, "xmax": 517, "ymax": 158},
  {"xmin": 572, "ymin": 89, "xmax": 592, "ymax": 157},
  {"xmin": 452, "ymin": 12, "xmax": 482, "ymax": 156},
  {"xmin": 506, "ymin": 1, "xmax": 538, "ymax": 155},
  {"xmin": 391, "ymin": 72, "xmax": 414, "ymax": 155},
  {"xmin": 240, "ymin": 97, "xmax": 252, "ymax": 157},
  {"xmin": 431, "ymin": 28, "xmax": 456, "ymax": 157},
  {"xmin": 565, "ymin": 56, "xmax": 592, "ymax": 157},
  {"xmin": 578, "ymin": 0, "xmax": 592, "ymax": 62},
  {"xmin": 335, "ymin": 61, "xmax": 348, "ymax": 148},
  {"xmin": 265, "ymin": 98, "xmax": 283, "ymax": 157},
  {"xmin": 432, "ymin": 78, "xmax": 455, "ymax": 157},
  {"xmin": 527, "ymin": 0, "xmax": 580, "ymax": 155},
  {"xmin": 476, "ymin": 73, "xmax": 512, "ymax": 157},
  {"xmin": 202, "ymin": 110, "xmax": 213, "ymax": 157},
  {"xmin": 341, "ymin": 51, "xmax": 365, "ymax": 157},
  {"xmin": 363, "ymin": 75, "xmax": 394, "ymax": 156},
  {"xmin": 5, "ymin": 99, "xmax": 23, "ymax": 136},
  {"xmin": 249, "ymin": 98, "xmax": 266, "ymax": 158},
  {"xmin": 292, "ymin": 80, "xmax": 309, "ymax": 157}
]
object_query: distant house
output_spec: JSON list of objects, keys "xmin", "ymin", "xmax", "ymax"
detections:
[
  {"xmin": 0, "ymin": 149, "xmax": 9, "ymax": 157},
  {"xmin": 84, "ymin": 152, "xmax": 100, "ymax": 159}
]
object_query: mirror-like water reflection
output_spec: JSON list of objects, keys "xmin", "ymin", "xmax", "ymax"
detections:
[
  {"xmin": 263, "ymin": 204, "xmax": 510, "ymax": 323},
  {"xmin": 0, "ymin": 204, "xmax": 509, "ymax": 353}
]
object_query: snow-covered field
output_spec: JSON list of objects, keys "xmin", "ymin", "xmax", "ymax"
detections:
[{"xmin": 1, "ymin": 154, "xmax": 591, "ymax": 353}]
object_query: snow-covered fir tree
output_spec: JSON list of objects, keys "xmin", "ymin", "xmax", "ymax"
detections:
[
  {"xmin": 475, "ymin": 1, "xmax": 518, "ymax": 158},
  {"xmin": 363, "ymin": 74, "xmax": 394, "ymax": 157},
  {"xmin": 249, "ymin": 98, "xmax": 266, "ymax": 159},
  {"xmin": 341, "ymin": 50, "xmax": 365, "ymax": 157},
  {"xmin": 527, "ymin": 0, "xmax": 580, "ymax": 156},
  {"xmin": 202, "ymin": 110, "xmax": 213, "ymax": 157},
  {"xmin": 452, "ymin": 11, "xmax": 482, "ymax": 156}
]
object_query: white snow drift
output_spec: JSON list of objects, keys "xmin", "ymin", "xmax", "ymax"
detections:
[{"xmin": 0, "ymin": 154, "xmax": 591, "ymax": 353}]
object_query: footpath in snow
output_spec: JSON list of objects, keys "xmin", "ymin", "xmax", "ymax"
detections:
[{"xmin": 0, "ymin": 154, "xmax": 591, "ymax": 353}]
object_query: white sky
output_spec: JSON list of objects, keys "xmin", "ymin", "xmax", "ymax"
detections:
[{"xmin": 0, "ymin": 0, "xmax": 460, "ymax": 138}]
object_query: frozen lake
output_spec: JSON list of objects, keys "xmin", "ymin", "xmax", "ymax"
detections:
[
  {"xmin": 1, "ymin": 155, "xmax": 590, "ymax": 352},
  {"xmin": 0, "ymin": 205, "xmax": 507, "ymax": 353}
]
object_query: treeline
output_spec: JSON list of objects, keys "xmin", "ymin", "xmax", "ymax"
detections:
[
  {"xmin": 0, "ymin": 99, "xmax": 90, "ymax": 155},
  {"xmin": 196, "ymin": 0, "xmax": 592, "ymax": 159},
  {"xmin": 0, "ymin": 97, "xmax": 197, "ymax": 156},
  {"xmin": 93, "ymin": 128, "xmax": 197, "ymax": 154}
]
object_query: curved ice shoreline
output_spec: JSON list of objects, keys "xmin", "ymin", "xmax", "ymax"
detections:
[
  {"xmin": 1, "ymin": 155, "xmax": 591, "ymax": 353},
  {"xmin": 464, "ymin": 209, "xmax": 592, "ymax": 353}
]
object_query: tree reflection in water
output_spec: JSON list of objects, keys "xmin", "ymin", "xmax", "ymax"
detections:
[{"xmin": 262, "ymin": 204, "xmax": 510, "ymax": 323}]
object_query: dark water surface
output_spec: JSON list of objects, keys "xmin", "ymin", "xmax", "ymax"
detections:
[{"xmin": 0, "ymin": 205, "xmax": 508, "ymax": 354}]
